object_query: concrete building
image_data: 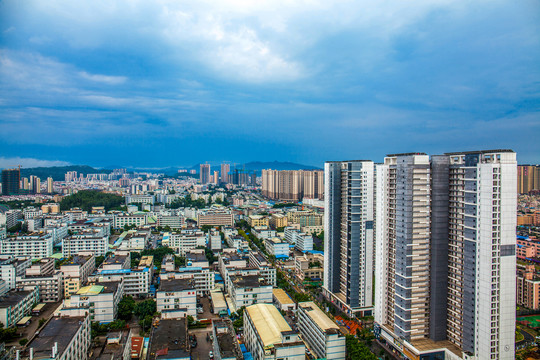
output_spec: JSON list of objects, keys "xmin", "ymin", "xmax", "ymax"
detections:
[
  {"xmin": 17, "ymin": 258, "xmax": 64, "ymax": 302},
  {"xmin": 229, "ymin": 274, "xmax": 272, "ymax": 309},
  {"xmin": 269, "ymin": 213, "xmax": 288, "ymax": 230},
  {"xmin": 221, "ymin": 163, "xmax": 231, "ymax": 184},
  {"xmin": 157, "ymin": 214, "xmax": 184, "ymax": 229},
  {"xmin": 197, "ymin": 211, "xmax": 235, "ymax": 227},
  {"xmin": 518, "ymin": 165, "xmax": 540, "ymax": 194},
  {"xmin": 65, "ymin": 281, "xmax": 124, "ymax": 323},
  {"xmin": 243, "ymin": 303, "xmax": 305, "ymax": 360},
  {"xmin": 1, "ymin": 168, "xmax": 20, "ymax": 195},
  {"xmin": 160, "ymin": 267, "xmax": 215, "ymax": 296},
  {"xmin": 113, "ymin": 213, "xmax": 147, "ymax": 228},
  {"xmin": 261, "ymin": 169, "xmax": 324, "ymax": 201},
  {"xmin": 148, "ymin": 318, "xmax": 190, "ymax": 360},
  {"xmin": 25, "ymin": 314, "xmax": 91, "ymax": 360},
  {"xmin": 287, "ymin": 210, "xmax": 323, "ymax": 227},
  {"xmin": 264, "ymin": 238, "xmax": 289, "ymax": 258},
  {"xmin": 248, "ymin": 215, "xmax": 269, "ymax": 228},
  {"xmin": 272, "ymin": 288, "xmax": 295, "ymax": 312},
  {"xmin": 200, "ymin": 163, "xmax": 211, "ymax": 185},
  {"xmin": 60, "ymin": 254, "xmax": 96, "ymax": 299},
  {"xmin": 156, "ymin": 278, "xmax": 197, "ymax": 316},
  {"xmin": 248, "ymin": 251, "xmax": 277, "ymax": 287},
  {"xmin": 125, "ymin": 194, "xmax": 155, "ymax": 205},
  {"xmin": 375, "ymin": 150, "xmax": 516, "ymax": 360},
  {"xmin": 208, "ymin": 230, "xmax": 222, "ymax": 250},
  {"xmin": 62, "ymin": 233, "xmax": 109, "ymax": 257},
  {"xmin": 297, "ymin": 302, "xmax": 346, "ymax": 360},
  {"xmin": 0, "ymin": 287, "xmax": 39, "ymax": 328},
  {"xmin": 295, "ymin": 253, "xmax": 323, "ymax": 284},
  {"xmin": 0, "ymin": 255, "xmax": 31, "ymax": 291},
  {"xmin": 212, "ymin": 319, "xmax": 242, "ymax": 360},
  {"xmin": 165, "ymin": 230, "xmax": 206, "ymax": 255},
  {"xmin": 118, "ymin": 230, "xmax": 148, "ymax": 251},
  {"xmin": 0, "ymin": 233, "xmax": 53, "ymax": 259},
  {"xmin": 324, "ymin": 160, "xmax": 374, "ymax": 317},
  {"xmin": 517, "ymin": 264, "xmax": 540, "ymax": 310}
]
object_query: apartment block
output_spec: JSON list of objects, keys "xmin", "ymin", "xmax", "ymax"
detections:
[
  {"xmin": 323, "ymin": 160, "xmax": 374, "ymax": 317},
  {"xmin": 517, "ymin": 264, "xmax": 540, "ymax": 310},
  {"xmin": 261, "ymin": 169, "xmax": 324, "ymax": 201},
  {"xmin": 156, "ymin": 278, "xmax": 197, "ymax": 316},
  {"xmin": 65, "ymin": 280, "xmax": 124, "ymax": 323},
  {"xmin": 62, "ymin": 232, "xmax": 109, "ymax": 257},
  {"xmin": 229, "ymin": 274, "xmax": 272, "ymax": 309},
  {"xmin": 60, "ymin": 254, "xmax": 96, "ymax": 299},
  {"xmin": 0, "ymin": 287, "xmax": 39, "ymax": 327},
  {"xmin": 0, "ymin": 233, "xmax": 53, "ymax": 259},
  {"xmin": 243, "ymin": 303, "xmax": 305, "ymax": 360},
  {"xmin": 113, "ymin": 214, "xmax": 147, "ymax": 228},
  {"xmin": 517, "ymin": 165, "xmax": 540, "ymax": 194},
  {"xmin": 197, "ymin": 211, "xmax": 234, "ymax": 227},
  {"xmin": 297, "ymin": 301, "xmax": 346, "ymax": 360},
  {"xmin": 212, "ymin": 319, "xmax": 242, "ymax": 360},
  {"xmin": 374, "ymin": 150, "xmax": 516, "ymax": 360}
]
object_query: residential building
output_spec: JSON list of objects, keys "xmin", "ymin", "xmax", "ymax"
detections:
[
  {"xmin": 517, "ymin": 264, "xmax": 540, "ymax": 310},
  {"xmin": 113, "ymin": 214, "xmax": 147, "ymax": 228},
  {"xmin": 248, "ymin": 215, "xmax": 269, "ymax": 228},
  {"xmin": 148, "ymin": 318, "xmax": 190, "ymax": 360},
  {"xmin": 208, "ymin": 230, "xmax": 222, "ymax": 250},
  {"xmin": 273, "ymin": 288, "xmax": 295, "ymax": 312},
  {"xmin": 60, "ymin": 254, "xmax": 96, "ymax": 299},
  {"xmin": 221, "ymin": 163, "xmax": 230, "ymax": 184},
  {"xmin": 90, "ymin": 268, "xmax": 151, "ymax": 298},
  {"xmin": 261, "ymin": 169, "xmax": 324, "ymax": 201},
  {"xmin": 17, "ymin": 258, "xmax": 64, "ymax": 302},
  {"xmin": 243, "ymin": 303, "xmax": 305, "ymax": 360},
  {"xmin": 125, "ymin": 194, "xmax": 155, "ymax": 205},
  {"xmin": 185, "ymin": 249, "xmax": 210, "ymax": 268},
  {"xmin": 264, "ymin": 238, "xmax": 289, "ymax": 258},
  {"xmin": 375, "ymin": 150, "xmax": 516, "ymax": 360},
  {"xmin": 269, "ymin": 213, "xmax": 288, "ymax": 229},
  {"xmin": 156, "ymin": 278, "xmax": 197, "ymax": 316},
  {"xmin": 229, "ymin": 274, "xmax": 272, "ymax": 309},
  {"xmin": 297, "ymin": 302, "xmax": 346, "ymax": 360},
  {"xmin": 212, "ymin": 319, "xmax": 242, "ymax": 360},
  {"xmin": 1, "ymin": 168, "xmax": 20, "ymax": 195},
  {"xmin": 0, "ymin": 233, "xmax": 53, "ymax": 259},
  {"xmin": 46, "ymin": 177, "xmax": 53, "ymax": 193},
  {"xmin": 25, "ymin": 314, "xmax": 91, "ymax": 360},
  {"xmin": 323, "ymin": 160, "xmax": 374, "ymax": 317},
  {"xmin": 160, "ymin": 267, "xmax": 215, "ymax": 296},
  {"xmin": 200, "ymin": 164, "xmax": 211, "ymax": 184},
  {"xmin": 517, "ymin": 165, "xmax": 540, "ymax": 193},
  {"xmin": 0, "ymin": 287, "xmax": 39, "ymax": 327},
  {"xmin": 0, "ymin": 255, "xmax": 31, "ymax": 291},
  {"xmin": 295, "ymin": 253, "xmax": 323, "ymax": 284},
  {"xmin": 62, "ymin": 232, "xmax": 109, "ymax": 257},
  {"xmin": 248, "ymin": 251, "xmax": 276, "ymax": 286},
  {"xmin": 197, "ymin": 211, "xmax": 234, "ymax": 227},
  {"xmin": 165, "ymin": 230, "xmax": 206, "ymax": 255},
  {"xmin": 157, "ymin": 214, "xmax": 184, "ymax": 229},
  {"xmin": 65, "ymin": 280, "xmax": 124, "ymax": 323},
  {"xmin": 287, "ymin": 210, "xmax": 323, "ymax": 227},
  {"xmin": 118, "ymin": 230, "xmax": 148, "ymax": 251}
]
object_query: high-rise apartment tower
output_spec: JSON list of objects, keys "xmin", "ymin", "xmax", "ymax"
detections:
[{"xmin": 323, "ymin": 160, "xmax": 374, "ymax": 316}]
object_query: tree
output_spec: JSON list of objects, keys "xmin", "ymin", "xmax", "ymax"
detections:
[
  {"xmin": 139, "ymin": 315, "xmax": 153, "ymax": 333},
  {"xmin": 19, "ymin": 339, "xmax": 28, "ymax": 346},
  {"xmin": 60, "ymin": 190, "xmax": 124, "ymax": 212},
  {"xmin": 0, "ymin": 323, "xmax": 17, "ymax": 342},
  {"xmin": 118, "ymin": 296, "xmax": 136, "ymax": 321},
  {"xmin": 134, "ymin": 299, "xmax": 157, "ymax": 318}
]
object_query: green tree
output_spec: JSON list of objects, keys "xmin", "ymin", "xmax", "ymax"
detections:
[
  {"xmin": 0, "ymin": 323, "xmax": 17, "ymax": 342},
  {"xmin": 19, "ymin": 339, "xmax": 28, "ymax": 346},
  {"xmin": 60, "ymin": 190, "xmax": 124, "ymax": 212},
  {"xmin": 134, "ymin": 299, "xmax": 157, "ymax": 318},
  {"xmin": 139, "ymin": 315, "xmax": 153, "ymax": 333},
  {"xmin": 118, "ymin": 296, "xmax": 136, "ymax": 321}
]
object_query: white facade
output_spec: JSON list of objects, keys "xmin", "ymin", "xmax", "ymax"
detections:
[
  {"xmin": 244, "ymin": 304, "xmax": 305, "ymax": 360},
  {"xmin": 229, "ymin": 275, "xmax": 273, "ymax": 309},
  {"xmin": 160, "ymin": 268, "xmax": 215, "ymax": 296},
  {"xmin": 0, "ymin": 287, "xmax": 40, "ymax": 327},
  {"xmin": 67, "ymin": 280, "xmax": 124, "ymax": 323},
  {"xmin": 62, "ymin": 234, "xmax": 109, "ymax": 257},
  {"xmin": 156, "ymin": 279, "xmax": 197, "ymax": 316},
  {"xmin": 264, "ymin": 238, "xmax": 289, "ymax": 258},
  {"xmin": 0, "ymin": 234, "xmax": 53, "ymax": 259},
  {"xmin": 113, "ymin": 214, "xmax": 147, "ymax": 228},
  {"xmin": 90, "ymin": 268, "xmax": 151, "ymax": 297},
  {"xmin": 297, "ymin": 302, "xmax": 346, "ymax": 360},
  {"xmin": 17, "ymin": 270, "xmax": 64, "ymax": 302},
  {"xmin": 166, "ymin": 230, "xmax": 206, "ymax": 255}
]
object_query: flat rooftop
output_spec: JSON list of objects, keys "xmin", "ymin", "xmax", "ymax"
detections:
[
  {"xmin": 104, "ymin": 255, "xmax": 129, "ymax": 265},
  {"xmin": 273, "ymin": 289, "xmax": 294, "ymax": 305},
  {"xmin": 213, "ymin": 320, "xmax": 242, "ymax": 359},
  {"xmin": 61, "ymin": 255, "xmax": 93, "ymax": 266},
  {"xmin": 0, "ymin": 289, "xmax": 35, "ymax": 308},
  {"xmin": 185, "ymin": 252, "xmax": 207, "ymax": 262},
  {"xmin": 149, "ymin": 318, "xmax": 189, "ymax": 359},
  {"xmin": 230, "ymin": 275, "xmax": 267, "ymax": 288},
  {"xmin": 28, "ymin": 316, "xmax": 87, "ymax": 358},
  {"xmin": 159, "ymin": 278, "xmax": 195, "ymax": 292}
]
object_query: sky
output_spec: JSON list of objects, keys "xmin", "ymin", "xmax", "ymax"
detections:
[{"xmin": 0, "ymin": 0, "xmax": 539, "ymax": 168}]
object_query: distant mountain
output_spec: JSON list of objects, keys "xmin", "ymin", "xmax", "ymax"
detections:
[{"xmin": 20, "ymin": 165, "xmax": 111, "ymax": 181}]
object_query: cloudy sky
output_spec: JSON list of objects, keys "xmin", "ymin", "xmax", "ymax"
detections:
[{"xmin": 0, "ymin": 0, "xmax": 539, "ymax": 168}]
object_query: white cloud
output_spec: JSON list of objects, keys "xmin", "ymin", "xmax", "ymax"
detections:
[
  {"xmin": 0, "ymin": 157, "xmax": 70, "ymax": 168},
  {"xmin": 79, "ymin": 71, "xmax": 127, "ymax": 85}
]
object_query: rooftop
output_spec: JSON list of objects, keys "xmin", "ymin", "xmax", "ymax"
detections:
[
  {"xmin": 231, "ymin": 274, "xmax": 267, "ymax": 288},
  {"xmin": 159, "ymin": 278, "xmax": 195, "ymax": 292},
  {"xmin": 245, "ymin": 304, "xmax": 292, "ymax": 348},
  {"xmin": 0, "ymin": 289, "xmax": 36, "ymax": 308},
  {"xmin": 149, "ymin": 318, "xmax": 189, "ymax": 359},
  {"xmin": 61, "ymin": 255, "xmax": 94, "ymax": 266},
  {"xmin": 28, "ymin": 316, "xmax": 87, "ymax": 359},
  {"xmin": 213, "ymin": 320, "xmax": 242, "ymax": 359},
  {"xmin": 273, "ymin": 289, "xmax": 294, "ymax": 305},
  {"xmin": 298, "ymin": 302, "xmax": 340, "ymax": 333},
  {"xmin": 104, "ymin": 255, "xmax": 129, "ymax": 265}
]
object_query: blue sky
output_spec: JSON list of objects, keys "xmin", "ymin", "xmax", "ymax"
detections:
[{"xmin": 0, "ymin": 0, "xmax": 539, "ymax": 168}]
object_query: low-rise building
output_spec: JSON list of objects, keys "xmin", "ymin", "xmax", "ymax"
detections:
[
  {"xmin": 156, "ymin": 278, "xmax": 197, "ymax": 316},
  {"xmin": 0, "ymin": 233, "xmax": 53, "ymax": 259},
  {"xmin": 208, "ymin": 230, "xmax": 222, "ymax": 250},
  {"xmin": 113, "ymin": 214, "xmax": 147, "ymax": 228},
  {"xmin": 160, "ymin": 267, "xmax": 215, "ymax": 296},
  {"xmin": 62, "ymin": 232, "xmax": 109, "ymax": 257},
  {"xmin": 212, "ymin": 319, "xmax": 242, "ymax": 360},
  {"xmin": 248, "ymin": 251, "xmax": 276, "ymax": 287},
  {"xmin": 0, "ymin": 287, "xmax": 39, "ymax": 327},
  {"xmin": 24, "ymin": 314, "xmax": 91, "ymax": 360},
  {"xmin": 65, "ymin": 281, "xmax": 124, "ymax": 323},
  {"xmin": 185, "ymin": 249, "xmax": 210, "ymax": 268},
  {"xmin": 244, "ymin": 303, "xmax": 305, "ymax": 360},
  {"xmin": 273, "ymin": 288, "xmax": 296, "ymax": 312},
  {"xmin": 264, "ymin": 238, "xmax": 289, "ymax": 259},
  {"xmin": 157, "ymin": 214, "xmax": 185, "ymax": 229},
  {"xmin": 247, "ymin": 215, "xmax": 269, "ymax": 228},
  {"xmin": 0, "ymin": 255, "xmax": 31, "ymax": 291},
  {"xmin": 517, "ymin": 264, "xmax": 540, "ymax": 310},
  {"xmin": 197, "ymin": 211, "xmax": 234, "ymax": 227},
  {"xmin": 229, "ymin": 274, "xmax": 272, "ymax": 309},
  {"xmin": 269, "ymin": 213, "xmax": 288, "ymax": 230},
  {"xmin": 148, "ymin": 318, "xmax": 190, "ymax": 360},
  {"xmin": 118, "ymin": 230, "xmax": 148, "ymax": 251},
  {"xmin": 295, "ymin": 253, "xmax": 323, "ymax": 284},
  {"xmin": 297, "ymin": 302, "xmax": 346, "ymax": 360},
  {"xmin": 60, "ymin": 254, "xmax": 96, "ymax": 299},
  {"xmin": 17, "ymin": 271, "xmax": 63, "ymax": 303},
  {"xmin": 165, "ymin": 230, "xmax": 206, "ymax": 255}
]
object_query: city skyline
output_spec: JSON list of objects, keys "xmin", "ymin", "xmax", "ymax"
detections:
[{"xmin": 1, "ymin": 1, "xmax": 539, "ymax": 167}]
